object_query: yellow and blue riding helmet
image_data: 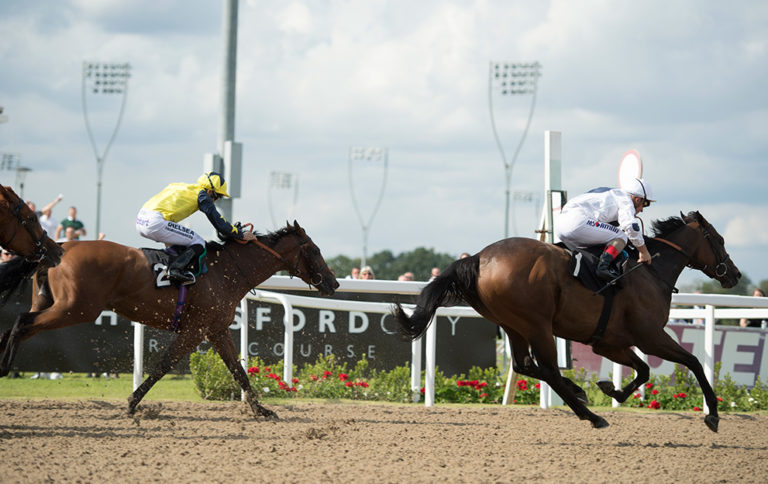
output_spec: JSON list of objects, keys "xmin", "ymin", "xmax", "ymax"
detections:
[{"xmin": 197, "ymin": 172, "xmax": 230, "ymax": 198}]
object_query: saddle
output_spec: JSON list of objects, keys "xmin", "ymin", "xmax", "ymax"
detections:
[
  {"xmin": 141, "ymin": 245, "xmax": 208, "ymax": 289},
  {"xmin": 141, "ymin": 245, "xmax": 209, "ymax": 333},
  {"xmin": 557, "ymin": 243, "xmax": 632, "ymax": 346},
  {"xmin": 557, "ymin": 243, "xmax": 627, "ymax": 293}
]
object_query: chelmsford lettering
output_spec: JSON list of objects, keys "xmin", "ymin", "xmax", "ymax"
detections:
[{"xmin": 229, "ymin": 307, "xmax": 403, "ymax": 335}]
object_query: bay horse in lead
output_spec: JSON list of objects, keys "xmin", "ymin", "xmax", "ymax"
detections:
[
  {"xmin": 394, "ymin": 211, "xmax": 740, "ymax": 431},
  {"xmin": 0, "ymin": 221, "xmax": 338, "ymax": 419}
]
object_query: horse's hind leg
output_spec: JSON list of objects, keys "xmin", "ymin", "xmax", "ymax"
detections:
[
  {"xmin": 128, "ymin": 329, "xmax": 203, "ymax": 414},
  {"xmin": 527, "ymin": 334, "xmax": 609, "ymax": 429},
  {"xmin": 206, "ymin": 328, "xmax": 277, "ymax": 420},
  {"xmin": 591, "ymin": 345, "xmax": 649, "ymax": 403},
  {"xmin": 504, "ymin": 328, "xmax": 588, "ymax": 405},
  {"xmin": 637, "ymin": 331, "xmax": 720, "ymax": 432},
  {"xmin": 1, "ymin": 301, "xmax": 103, "ymax": 377}
]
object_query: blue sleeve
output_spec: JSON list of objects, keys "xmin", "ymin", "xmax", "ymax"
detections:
[{"xmin": 197, "ymin": 190, "xmax": 242, "ymax": 239}]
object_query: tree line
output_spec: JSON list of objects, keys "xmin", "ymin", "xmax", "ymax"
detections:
[{"xmin": 327, "ymin": 247, "xmax": 458, "ymax": 281}]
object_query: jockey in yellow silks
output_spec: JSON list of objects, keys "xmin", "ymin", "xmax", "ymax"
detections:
[{"xmin": 136, "ymin": 172, "xmax": 255, "ymax": 284}]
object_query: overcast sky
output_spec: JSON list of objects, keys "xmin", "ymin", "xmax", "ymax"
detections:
[{"xmin": 1, "ymin": 0, "xmax": 766, "ymax": 287}]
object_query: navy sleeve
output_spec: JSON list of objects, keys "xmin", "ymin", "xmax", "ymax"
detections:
[{"xmin": 197, "ymin": 190, "xmax": 242, "ymax": 239}]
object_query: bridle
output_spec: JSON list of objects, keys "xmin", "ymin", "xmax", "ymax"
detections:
[
  {"xmin": 654, "ymin": 219, "xmax": 732, "ymax": 279},
  {"xmin": 235, "ymin": 224, "xmax": 328, "ymax": 289},
  {"xmin": 0, "ymin": 186, "xmax": 49, "ymax": 263}
]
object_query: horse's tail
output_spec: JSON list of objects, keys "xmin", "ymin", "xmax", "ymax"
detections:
[
  {"xmin": 392, "ymin": 255, "xmax": 480, "ymax": 341},
  {"xmin": 0, "ymin": 257, "xmax": 37, "ymax": 305}
]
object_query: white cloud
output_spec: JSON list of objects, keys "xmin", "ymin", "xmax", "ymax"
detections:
[{"xmin": 725, "ymin": 210, "xmax": 768, "ymax": 247}]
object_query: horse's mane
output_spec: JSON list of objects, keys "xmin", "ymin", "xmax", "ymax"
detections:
[
  {"xmin": 651, "ymin": 216, "xmax": 686, "ymax": 239},
  {"xmin": 254, "ymin": 224, "xmax": 301, "ymax": 246}
]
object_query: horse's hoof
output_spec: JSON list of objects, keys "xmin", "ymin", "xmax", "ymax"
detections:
[
  {"xmin": 258, "ymin": 408, "xmax": 279, "ymax": 421},
  {"xmin": 704, "ymin": 414, "xmax": 719, "ymax": 433},
  {"xmin": 592, "ymin": 417, "xmax": 610, "ymax": 429},
  {"xmin": 596, "ymin": 380, "xmax": 614, "ymax": 395}
]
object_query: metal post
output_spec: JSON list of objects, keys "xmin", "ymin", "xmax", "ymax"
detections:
[
  {"xmin": 703, "ymin": 304, "xmax": 715, "ymax": 414},
  {"xmin": 424, "ymin": 315, "xmax": 437, "ymax": 407},
  {"xmin": 132, "ymin": 322, "xmax": 144, "ymax": 392},
  {"xmin": 411, "ymin": 337, "xmax": 423, "ymax": 402},
  {"xmin": 217, "ymin": 0, "xmax": 239, "ymax": 223}
]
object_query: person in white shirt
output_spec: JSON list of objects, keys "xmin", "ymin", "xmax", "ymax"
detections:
[
  {"xmin": 554, "ymin": 178, "xmax": 655, "ymax": 281},
  {"xmin": 26, "ymin": 194, "xmax": 62, "ymax": 237}
]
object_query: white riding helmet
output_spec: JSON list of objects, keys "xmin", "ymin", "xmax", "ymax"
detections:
[{"xmin": 625, "ymin": 178, "xmax": 655, "ymax": 203}]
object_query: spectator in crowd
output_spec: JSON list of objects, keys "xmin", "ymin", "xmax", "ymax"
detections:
[
  {"xmin": 55, "ymin": 206, "xmax": 86, "ymax": 240},
  {"xmin": 346, "ymin": 267, "xmax": 360, "ymax": 279},
  {"xmin": 58, "ymin": 226, "xmax": 78, "ymax": 243},
  {"xmin": 397, "ymin": 274, "xmax": 407, "ymax": 281},
  {"xmin": 360, "ymin": 266, "xmax": 375, "ymax": 280},
  {"xmin": 27, "ymin": 194, "xmax": 63, "ymax": 237},
  {"xmin": 402, "ymin": 271, "xmax": 414, "ymax": 281},
  {"xmin": 429, "ymin": 267, "xmax": 441, "ymax": 281},
  {"xmin": 740, "ymin": 288, "xmax": 767, "ymax": 328},
  {"xmin": 459, "ymin": 252, "xmax": 471, "ymax": 259}
]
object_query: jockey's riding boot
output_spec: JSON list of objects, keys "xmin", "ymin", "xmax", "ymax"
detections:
[
  {"xmin": 168, "ymin": 245, "xmax": 206, "ymax": 286},
  {"xmin": 596, "ymin": 247, "xmax": 621, "ymax": 282}
]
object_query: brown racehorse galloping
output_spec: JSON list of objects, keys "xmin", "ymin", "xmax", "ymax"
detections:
[
  {"xmin": 394, "ymin": 211, "xmax": 740, "ymax": 432},
  {"xmin": 0, "ymin": 221, "xmax": 338, "ymax": 419}
]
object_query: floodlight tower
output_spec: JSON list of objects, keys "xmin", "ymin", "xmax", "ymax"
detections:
[
  {"xmin": 0, "ymin": 153, "xmax": 31, "ymax": 199},
  {"xmin": 82, "ymin": 61, "xmax": 131, "ymax": 236},
  {"xmin": 348, "ymin": 147, "xmax": 388, "ymax": 269},
  {"xmin": 488, "ymin": 61, "xmax": 541, "ymax": 238},
  {"xmin": 267, "ymin": 171, "xmax": 299, "ymax": 229}
]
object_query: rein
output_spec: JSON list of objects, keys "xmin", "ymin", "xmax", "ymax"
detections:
[
  {"xmin": 654, "ymin": 220, "xmax": 731, "ymax": 278},
  {"xmin": 229, "ymin": 223, "xmax": 323, "ymax": 289}
]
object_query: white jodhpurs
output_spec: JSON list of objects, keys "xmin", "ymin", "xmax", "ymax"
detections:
[
  {"xmin": 554, "ymin": 209, "xmax": 628, "ymax": 249},
  {"xmin": 136, "ymin": 208, "xmax": 205, "ymax": 248}
]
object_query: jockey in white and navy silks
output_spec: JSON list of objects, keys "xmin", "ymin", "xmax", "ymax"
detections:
[
  {"xmin": 136, "ymin": 171, "xmax": 256, "ymax": 284},
  {"xmin": 554, "ymin": 178, "xmax": 655, "ymax": 281}
]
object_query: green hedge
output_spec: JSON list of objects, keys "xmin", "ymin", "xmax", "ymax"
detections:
[{"xmin": 189, "ymin": 350, "xmax": 768, "ymax": 412}]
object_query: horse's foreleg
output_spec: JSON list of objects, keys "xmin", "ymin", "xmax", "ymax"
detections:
[
  {"xmin": 529, "ymin": 334, "xmax": 609, "ymax": 429},
  {"xmin": 0, "ymin": 312, "xmax": 38, "ymax": 377},
  {"xmin": 128, "ymin": 329, "xmax": 203, "ymax": 414},
  {"xmin": 591, "ymin": 345, "xmax": 649, "ymax": 403},
  {"xmin": 637, "ymin": 332, "xmax": 719, "ymax": 432},
  {"xmin": 206, "ymin": 329, "xmax": 277, "ymax": 420}
]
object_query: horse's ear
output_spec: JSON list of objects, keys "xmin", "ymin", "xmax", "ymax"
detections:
[
  {"xmin": 293, "ymin": 220, "xmax": 301, "ymax": 230},
  {"xmin": 681, "ymin": 211, "xmax": 696, "ymax": 223}
]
